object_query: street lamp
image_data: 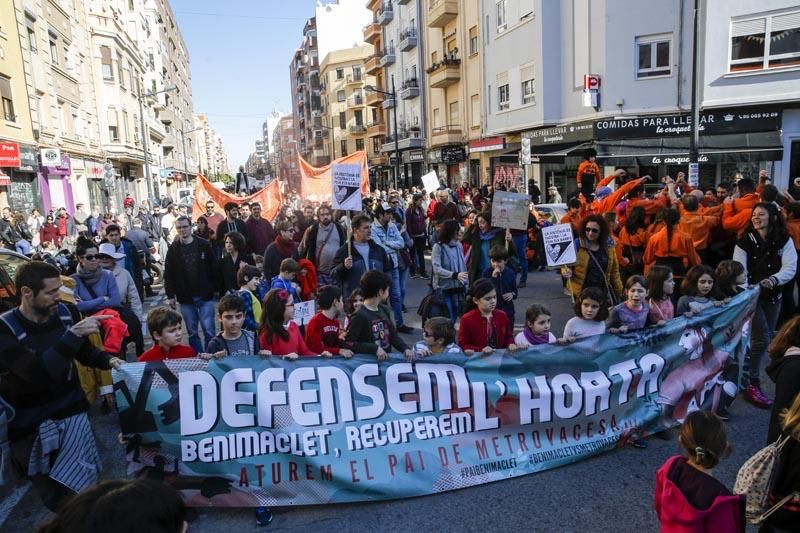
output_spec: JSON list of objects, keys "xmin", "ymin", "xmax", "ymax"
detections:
[
  {"xmin": 365, "ymin": 75, "xmax": 399, "ymax": 190},
  {"xmin": 137, "ymin": 84, "xmax": 177, "ymax": 202}
]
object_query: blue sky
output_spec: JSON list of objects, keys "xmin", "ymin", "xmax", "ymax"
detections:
[{"xmin": 171, "ymin": 0, "xmax": 317, "ymax": 170}]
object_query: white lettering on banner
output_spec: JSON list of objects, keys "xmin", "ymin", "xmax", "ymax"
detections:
[
  {"xmin": 651, "ymin": 155, "xmax": 709, "ymax": 165},
  {"xmin": 177, "ymin": 356, "xmax": 664, "ymax": 462}
]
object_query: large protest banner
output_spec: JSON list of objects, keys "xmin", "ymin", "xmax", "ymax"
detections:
[
  {"xmin": 114, "ymin": 289, "xmax": 757, "ymax": 507},
  {"xmin": 192, "ymin": 174, "xmax": 282, "ymax": 222},
  {"xmin": 298, "ymin": 151, "xmax": 370, "ymax": 203}
]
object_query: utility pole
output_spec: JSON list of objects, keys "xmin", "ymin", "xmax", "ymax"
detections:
[
  {"xmin": 688, "ymin": 0, "xmax": 701, "ymax": 188},
  {"xmin": 392, "ymin": 74, "xmax": 400, "ymax": 191},
  {"xmin": 137, "ymin": 80, "xmax": 155, "ymax": 201}
]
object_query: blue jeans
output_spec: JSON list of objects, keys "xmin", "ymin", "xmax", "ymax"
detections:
[
  {"xmin": 444, "ymin": 292, "xmax": 462, "ymax": 323},
  {"xmin": 399, "ymin": 266, "xmax": 409, "ymax": 308},
  {"xmin": 747, "ymin": 298, "xmax": 782, "ymax": 384},
  {"xmin": 389, "ymin": 267, "xmax": 404, "ymax": 327},
  {"xmin": 15, "ymin": 239, "xmax": 31, "ymax": 255},
  {"xmin": 180, "ymin": 297, "xmax": 217, "ymax": 353},
  {"xmin": 512, "ymin": 233, "xmax": 528, "ymax": 284}
]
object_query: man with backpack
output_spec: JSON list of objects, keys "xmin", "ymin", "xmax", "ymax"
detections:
[{"xmin": 0, "ymin": 261, "xmax": 123, "ymax": 511}]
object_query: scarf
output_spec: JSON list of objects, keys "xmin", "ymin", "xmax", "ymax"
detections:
[
  {"xmin": 76, "ymin": 263, "xmax": 103, "ymax": 287},
  {"xmin": 479, "ymin": 228, "xmax": 500, "ymax": 241},
  {"xmin": 522, "ymin": 326, "xmax": 550, "ymax": 346},
  {"xmin": 274, "ymin": 235, "xmax": 297, "ymax": 258}
]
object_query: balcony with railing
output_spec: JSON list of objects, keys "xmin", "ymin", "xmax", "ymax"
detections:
[
  {"xmin": 428, "ymin": 0, "xmax": 458, "ymax": 28},
  {"xmin": 366, "ymin": 90, "xmax": 384, "ymax": 107},
  {"xmin": 381, "ymin": 127, "xmax": 424, "ymax": 152},
  {"xmin": 346, "ymin": 73, "xmax": 363, "ymax": 85},
  {"xmin": 365, "ymin": 54, "xmax": 381, "ymax": 75},
  {"xmin": 349, "ymin": 122, "xmax": 367, "ymax": 134},
  {"xmin": 349, "ymin": 94, "xmax": 364, "ymax": 107},
  {"xmin": 399, "ymin": 27, "xmax": 418, "ymax": 52},
  {"xmin": 379, "ymin": 46, "xmax": 396, "ymax": 68},
  {"xmin": 363, "ymin": 18, "xmax": 381, "ymax": 44},
  {"xmin": 399, "ymin": 78, "xmax": 419, "ymax": 99},
  {"xmin": 426, "ymin": 52, "xmax": 461, "ymax": 88},
  {"xmin": 377, "ymin": 3, "xmax": 393, "ymax": 25},
  {"xmin": 431, "ymin": 124, "xmax": 463, "ymax": 146},
  {"xmin": 382, "ymin": 95, "xmax": 396, "ymax": 110},
  {"xmin": 367, "ymin": 120, "xmax": 386, "ymax": 137}
]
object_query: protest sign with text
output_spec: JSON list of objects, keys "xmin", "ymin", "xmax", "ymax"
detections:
[
  {"xmin": 491, "ymin": 191, "xmax": 530, "ymax": 230},
  {"xmin": 113, "ymin": 290, "xmax": 756, "ymax": 507},
  {"xmin": 541, "ymin": 223, "xmax": 577, "ymax": 267},
  {"xmin": 331, "ymin": 164, "xmax": 362, "ymax": 210},
  {"xmin": 421, "ymin": 171, "xmax": 440, "ymax": 195}
]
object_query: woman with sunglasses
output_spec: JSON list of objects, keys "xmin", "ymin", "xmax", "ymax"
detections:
[
  {"xmin": 563, "ymin": 214, "xmax": 623, "ymax": 303},
  {"xmin": 71, "ymin": 238, "xmax": 122, "ymax": 316},
  {"xmin": 262, "ymin": 220, "xmax": 300, "ymax": 282},
  {"xmin": 39, "ymin": 214, "xmax": 60, "ymax": 250}
]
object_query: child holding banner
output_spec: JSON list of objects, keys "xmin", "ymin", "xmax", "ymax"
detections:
[
  {"xmin": 654, "ymin": 410, "xmax": 743, "ymax": 531},
  {"xmin": 457, "ymin": 279, "xmax": 518, "ymax": 355},
  {"xmin": 304, "ymin": 285, "xmax": 353, "ymax": 358},
  {"xmin": 258, "ymin": 289, "xmax": 324, "ymax": 358},
  {"xmin": 563, "ymin": 287, "xmax": 608, "ymax": 340},
  {"xmin": 514, "ymin": 304, "xmax": 559, "ymax": 347},
  {"xmin": 607, "ymin": 275, "xmax": 652, "ymax": 334}
]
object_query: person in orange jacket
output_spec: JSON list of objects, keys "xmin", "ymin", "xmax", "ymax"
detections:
[
  {"xmin": 560, "ymin": 197, "xmax": 586, "ymax": 235},
  {"xmin": 627, "ymin": 183, "xmax": 670, "ymax": 224},
  {"xmin": 678, "ymin": 193, "xmax": 721, "ymax": 264},
  {"xmin": 576, "ymin": 148, "xmax": 601, "ymax": 200},
  {"xmin": 592, "ymin": 175, "xmax": 650, "ymax": 216},
  {"xmin": 644, "ymin": 208, "xmax": 701, "ymax": 277},
  {"xmin": 722, "ymin": 177, "xmax": 759, "ymax": 235},
  {"xmin": 595, "ymin": 168, "xmax": 628, "ymax": 191},
  {"xmin": 616, "ymin": 206, "xmax": 651, "ymax": 279}
]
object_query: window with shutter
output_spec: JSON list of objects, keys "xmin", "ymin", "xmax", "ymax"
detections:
[{"xmin": 730, "ymin": 11, "xmax": 800, "ymax": 71}]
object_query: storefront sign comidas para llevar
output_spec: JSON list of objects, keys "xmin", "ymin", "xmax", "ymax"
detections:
[{"xmin": 594, "ymin": 109, "xmax": 781, "ymax": 140}]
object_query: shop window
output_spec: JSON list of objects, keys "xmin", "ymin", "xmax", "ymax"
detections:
[
  {"xmin": 0, "ymin": 75, "xmax": 16, "ymax": 122},
  {"xmin": 730, "ymin": 11, "xmax": 800, "ymax": 72},
  {"xmin": 636, "ymin": 35, "xmax": 672, "ymax": 78}
]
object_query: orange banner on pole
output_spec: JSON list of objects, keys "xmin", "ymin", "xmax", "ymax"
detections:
[
  {"xmin": 192, "ymin": 174, "xmax": 282, "ymax": 222},
  {"xmin": 298, "ymin": 150, "xmax": 370, "ymax": 202}
]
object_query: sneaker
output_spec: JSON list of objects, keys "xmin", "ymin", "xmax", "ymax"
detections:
[
  {"xmin": 410, "ymin": 273, "xmax": 420, "ymax": 279},
  {"xmin": 629, "ymin": 438, "xmax": 648, "ymax": 449},
  {"xmin": 419, "ymin": 273, "xmax": 430, "ymax": 279},
  {"xmin": 744, "ymin": 384, "xmax": 773, "ymax": 409},
  {"xmin": 255, "ymin": 507, "xmax": 273, "ymax": 527},
  {"xmin": 397, "ymin": 325, "xmax": 414, "ymax": 334},
  {"xmin": 517, "ymin": 281, "xmax": 527, "ymax": 288}
]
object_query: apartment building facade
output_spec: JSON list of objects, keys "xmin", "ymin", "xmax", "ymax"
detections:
[
  {"xmin": 423, "ymin": 0, "xmax": 483, "ymax": 186},
  {"xmin": 320, "ymin": 46, "xmax": 375, "ymax": 163},
  {"xmin": 276, "ymin": 115, "xmax": 300, "ymax": 191},
  {"xmin": 365, "ymin": 0, "xmax": 427, "ymax": 189}
]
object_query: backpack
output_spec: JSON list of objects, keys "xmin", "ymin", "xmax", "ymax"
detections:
[
  {"xmin": 733, "ymin": 434, "xmax": 799, "ymax": 523},
  {"xmin": 0, "ymin": 304, "xmax": 73, "ymax": 496}
]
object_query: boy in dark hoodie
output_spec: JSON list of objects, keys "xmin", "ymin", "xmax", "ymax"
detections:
[
  {"xmin": 345, "ymin": 271, "xmax": 413, "ymax": 362},
  {"xmin": 654, "ymin": 410, "xmax": 744, "ymax": 532}
]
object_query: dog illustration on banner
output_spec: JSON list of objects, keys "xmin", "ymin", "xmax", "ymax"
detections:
[{"xmin": 658, "ymin": 309, "xmax": 752, "ymax": 425}]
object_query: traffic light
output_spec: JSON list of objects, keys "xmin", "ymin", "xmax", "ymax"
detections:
[{"xmin": 521, "ymin": 137, "xmax": 531, "ymax": 165}]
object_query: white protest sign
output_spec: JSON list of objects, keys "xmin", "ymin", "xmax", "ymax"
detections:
[
  {"xmin": 291, "ymin": 300, "xmax": 316, "ymax": 326},
  {"xmin": 541, "ymin": 223, "xmax": 577, "ymax": 267},
  {"xmin": 421, "ymin": 171, "xmax": 440, "ymax": 195},
  {"xmin": 491, "ymin": 190, "xmax": 530, "ymax": 230},
  {"xmin": 332, "ymin": 164, "xmax": 362, "ymax": 210}
]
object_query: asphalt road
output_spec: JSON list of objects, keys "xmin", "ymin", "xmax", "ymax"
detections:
[{"xmin": 2, "ymin": 267, "xmax": 772, "ymax": 532}]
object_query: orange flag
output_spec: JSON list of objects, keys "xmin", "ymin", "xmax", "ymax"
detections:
[
  {"xmin": 298, "ymin": 150, "xmax": 370, "ymax": 202},
  {"xmin": 192, "ymin": 174, "xmax": 282, "ymax": 222}
]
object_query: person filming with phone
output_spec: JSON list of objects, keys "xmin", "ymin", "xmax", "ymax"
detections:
[{"xmin": 0, "ymin": 261, "xmax": 123, "ymax": 511}]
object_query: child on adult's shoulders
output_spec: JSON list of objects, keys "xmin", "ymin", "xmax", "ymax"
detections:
[
  {"xmin": 413, "ymin": 317, "xmax": 462, "ymax": 359},
  {"xmin": 305, "ymin": 285, "xmax": 354, "ymax": 358}
]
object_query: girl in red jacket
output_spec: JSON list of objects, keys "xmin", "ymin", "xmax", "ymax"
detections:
[
  {"xmin": 457, "ymin": 279, "xmax": 519, "ymax": 356},
  {"xmin": 654, "ymin": 410, "xmax": 744, "ymax": 532},
  {"xmin": 258, "ymin": 289, "xmax": 328, "ymax": 359}
]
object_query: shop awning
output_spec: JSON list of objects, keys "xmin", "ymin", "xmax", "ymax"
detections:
[
  {"xmin": 595, "ymin": 131, "xmax": 783, "ymax": 166},
  {"xmin": 530, "ymin": 141, "xmax": 593, "ymax": 162}
]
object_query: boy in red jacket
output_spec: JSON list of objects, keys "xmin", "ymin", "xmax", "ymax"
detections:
[
  {"xmin": 304, "ymin": 285, "xmax": 354, "ymax": 358},
  {"xmin": 138, "ymin": 307, "xmax": 199, "ymax": 362}
]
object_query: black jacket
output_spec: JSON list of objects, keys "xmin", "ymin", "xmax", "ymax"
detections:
[
  {"xmin": 0, "ymin": 305, "xmax": 111, "ymax": 441},
  {"xmin": 215, "ymin": 218, "xmax": 250, "ymax": 249},
  {"xmin": 766, "ymin": 348, "xmax": 800, "ymax": 443},
  {"xmin": 332, "ymin": 240, "xmax": 391, "ymax": 296},
  {"xmin": 164, "ymin": 236, "xmax": 216, "ymax": 303}
]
